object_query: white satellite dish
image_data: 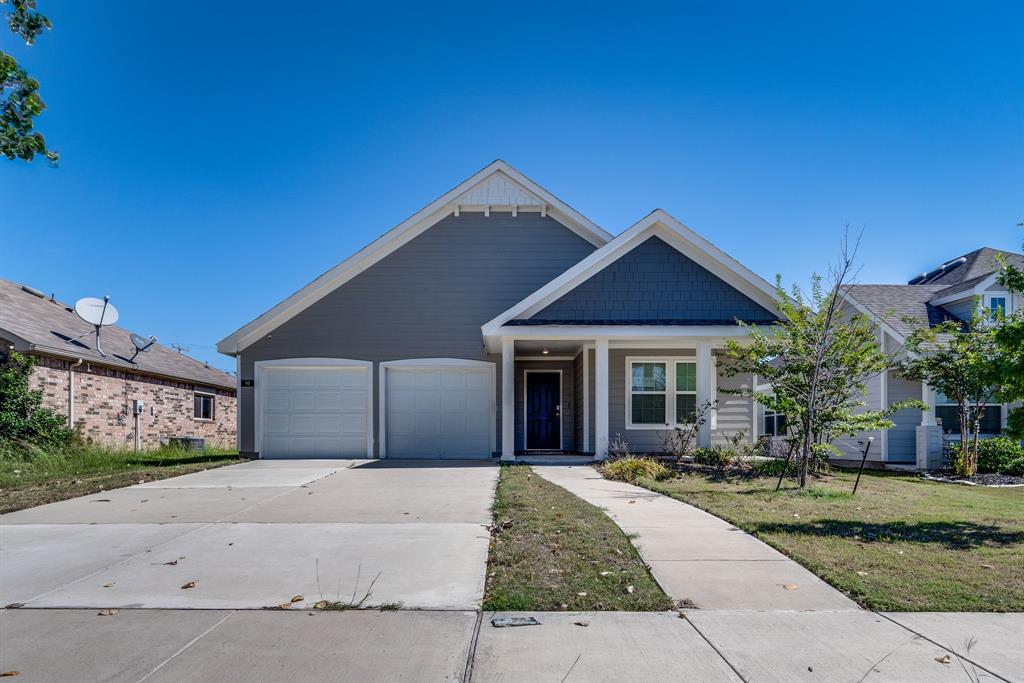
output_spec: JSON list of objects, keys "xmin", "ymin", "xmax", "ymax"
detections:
[
  {"xmin": 74, "ymin": 297, "xmax": 119, "ymax": 326},
  {"xmin": 68, "ymin": 295, "xmax": 119, "ymax": 357},
  {"xmin": 129, "ymin": 333, "xmax": 157, "ymax": 363}
]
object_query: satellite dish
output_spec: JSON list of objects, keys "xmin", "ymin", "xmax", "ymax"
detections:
[
  {"xmin": 67, "ymin": 295, "xmax": 119, "ymax": 357},
  {"xmin": 129, "ymin": 333, "xmax": 157, "ymax": 363},
  {"xmin": 74, "ymin": 297, "xmax": 119, "ymax": 326}
]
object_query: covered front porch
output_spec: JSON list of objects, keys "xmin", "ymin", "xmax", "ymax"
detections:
[{"xmin": 492, "ymin": 327, "xmax": 759, "ymax": 462}]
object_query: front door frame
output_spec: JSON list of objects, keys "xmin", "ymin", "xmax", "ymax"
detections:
[{"xmin": 524, "ymin": 369, "xmax": 563, "ymax": 451}]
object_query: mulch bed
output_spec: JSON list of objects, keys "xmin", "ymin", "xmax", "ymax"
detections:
[{"xmin": 922, "ymin": 472, "xmax": 1024, "ymax": 487}]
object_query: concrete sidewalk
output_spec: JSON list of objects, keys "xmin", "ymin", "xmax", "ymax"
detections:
[
  {"xmin": 534, "ymin": 465, "xmax": 858, "ymax": 611},
  {"xmin": 2, "ymin": 608, "xmax": 1018, "ymax": 682}
]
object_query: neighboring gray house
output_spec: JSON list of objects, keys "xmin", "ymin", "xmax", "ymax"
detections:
[
  {"xmin": 218, "ymin": 160, "xmax": 782, "ymax": 460},
  {"xmin": 835, "ymin": 248, "xmax": 1023, "ymax": 470}
]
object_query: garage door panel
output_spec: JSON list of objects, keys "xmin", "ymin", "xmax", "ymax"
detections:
[
  {"xmin": 385, "ymin": 366, "xmax": 493, "ymax": 459},
  {"xmin": 259, "ymin": 364, "xmax": 369, "ymax": 459}
]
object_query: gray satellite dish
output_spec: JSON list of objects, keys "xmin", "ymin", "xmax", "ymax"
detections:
[
  {"xmin": 129, "ymin": 333, "xmax": 157, "ymax": 363},
  {"xmin": 68, "ymin": 295, "xmax": 119, "ymax": 357}
]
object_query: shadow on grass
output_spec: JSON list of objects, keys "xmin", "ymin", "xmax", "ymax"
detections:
[{"xmin": 751, "ymin": 519, "xmax": 1024, "ymax": 550}]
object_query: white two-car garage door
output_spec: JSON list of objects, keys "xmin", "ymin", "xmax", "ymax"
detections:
[
  {"xmin": 258, "ymin": 360, "xmax": 371, "ymax": 459},
  {"xmin": 384, "ymin": 363, "xmax": 494, "ymax": 459}
]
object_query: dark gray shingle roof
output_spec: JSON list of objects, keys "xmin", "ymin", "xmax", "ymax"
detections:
[
  {"xmin": 0, "ymin": 279, "xmax": 234, "ymax": 390},
  {"xmin": 843, "ymin": 284, "xmax": 961, "ymax": 339},
  {"xmin": 911, "ymin": 247, "xmax": 1024, "ymax": 286}
]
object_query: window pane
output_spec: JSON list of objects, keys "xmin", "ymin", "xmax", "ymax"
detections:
[
  {"xmin": 194, "ymin": 396, "xmax": 202, "ymax": 418},
  {"xmin": 675, "ymin": 363, "xmax": 696, "ymax": 392},
  {"xmin": 978, "ymin": 406, "xmax": 1002, "ymax": 434},
  {"xmin": 935, "ymin": 391, "xmax": 952, "ymax": 404},
  {"xmin": 990, "ymin": 297, "xmax": 1007, "ymax": 320},
  {"xmin": 934, "ymin": 406, "xmax": 958, "ymax": 430},
  {"xmin": 764, "ymin": 414, "xmax": 776, "ymax": 436},
  {"xmin": 777, "ymin": 415, "xmax": 787, "ymax": 435},
  {"xmin": 631, "ymin": 363, "xmax": 666, "ymax": 392},
  {"xmin": 676, "ymin": 394, "xmax": 697, "ymax": 424},
  {"xmin": 631, "ymin": 394, "xmax": 666, "ymax": 424}
]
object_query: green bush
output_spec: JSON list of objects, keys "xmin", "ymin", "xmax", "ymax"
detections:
[
  {"xmin": 1003, "ymin": 457, "xmax": 1024, "ymax": 477},
  {"xmin": 691, "ymin": 446, "xmax": 732, "ymax": 469},
  {"xmin": 752, "ymin": 458, "xmax": 795, "ymax": 477},
  {"xmin": 0, "ymin": 351, "xmax": 76, "ymax": 453},
  {"xmin": 948, "ymin": 438, "xmax": 1024, "ymax": 474},
  {"xmin": 601, "ymin": 457, "xmax": 672, "ymax": 483}
]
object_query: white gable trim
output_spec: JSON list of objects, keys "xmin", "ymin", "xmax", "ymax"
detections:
[
  {"xmin": 927, "ymin": 273, "xmax": 999, "ymax": 307},
  {"xmin": 217, "ymin": 161, "xmax": 611, "ymax": 354},
  {"xmin": 481, "ymin": 209, "xmax": 781, "ymax": 337}
]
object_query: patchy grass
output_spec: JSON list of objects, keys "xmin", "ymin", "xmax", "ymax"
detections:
[
  {"xmin": 638, "ymin": 468, "xmax": 1024, "ymax": 612},
  {"xmin": 0, "ymin": 445, "xmax": 242, "ymax": 513},
  {"xmin": 483, "ymin": 464, "xmax": 671, "ymax": 612}
]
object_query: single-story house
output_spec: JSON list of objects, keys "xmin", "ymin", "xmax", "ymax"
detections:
[
  {"xmin": 836, "ymin": 247, "xmax": 1024, "ymax": 470},
  {"xmin": 218, "ymin": 160, "xmax": 783, "ymax": 460},
  {"xmin": 0, "ymin": 278, "xmax": 236, "ymax": 449}
]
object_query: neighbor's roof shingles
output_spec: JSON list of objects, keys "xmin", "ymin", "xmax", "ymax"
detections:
[
  {"xmin": 0, "ymin": 279, "xmax": 234, "ymax": 390},
  {"xmin": 843, "ymin": 284, "xmax": 961, "ymax": 340}
]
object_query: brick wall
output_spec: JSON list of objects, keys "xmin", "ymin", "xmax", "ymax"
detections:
[{"xmin": 26, "ymin": 355, "xmax": 236, "ymax": 450}]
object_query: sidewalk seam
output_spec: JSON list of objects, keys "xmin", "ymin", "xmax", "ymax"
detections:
[
  {"xmin": 135, "ymin": 610, "xmax": 236, "ymax": 682},
  {"xmin": 680, "ymin": 614, "xmax": 748, "ymax": 682},
  {"xmin": 875, "ymin": 612, "xmax": 1011, "ymax": 683},
  {"xmin": 462, "ymin": 611, "xmax": 484, "ymax": 682}
]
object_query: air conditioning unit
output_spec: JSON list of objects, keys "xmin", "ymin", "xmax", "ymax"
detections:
[{"xmin": 168, "ymin": 436, "xmax": 205, "ymax": 452}]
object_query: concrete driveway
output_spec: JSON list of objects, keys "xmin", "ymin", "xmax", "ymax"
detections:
[{"xmin": 1, "ymin": 459, "xmax": 498, "ymax": 610}]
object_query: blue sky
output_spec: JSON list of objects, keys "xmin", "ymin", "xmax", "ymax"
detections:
[{"xmin": 2, "ymin": 1, "xmax": 1021, "ymax": 372}]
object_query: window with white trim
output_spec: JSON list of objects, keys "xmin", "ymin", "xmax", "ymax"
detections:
[
  {"xmin": 763, "ymin": 409, "xmax": 787, "ymax": 436},
  {"xmin": 987, "ymin": 296, "xmax": 1007, "ymax": 320},
  {"xmin": 627, "ymin": 358, "xmax": 700, "ymax": 429},
  {"xmin": 933, "ymin": 391, "xmax": 1001, "ymax": 436},
  {"xmin": 194, "ymin": 392, "xmax": 215, "ymax": 420}
]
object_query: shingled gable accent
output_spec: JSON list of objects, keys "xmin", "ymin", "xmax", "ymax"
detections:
[
  {"xmin": 217, "ymin": 160, "xmax": 610, "ymax": 354},
  {"xmin": 482, "ymin": 209, "xmax": 781, "ymax": 334}
]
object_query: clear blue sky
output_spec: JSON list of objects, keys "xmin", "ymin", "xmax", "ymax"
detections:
[{"xmin": 2, "ymin": 2, "xmax": 1021, "ymax": 372}]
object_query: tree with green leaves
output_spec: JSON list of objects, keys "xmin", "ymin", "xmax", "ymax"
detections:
[
  {"xmin": 724, "ymin": 238, "xmax": 918, "ymax": 488},
  {"xmin": 1, "ymin": 0, "xmax": 57, "ymax": 164},
  {"xmin": 0, "ymin": 350, "xmax": 75, "ymax": 450},
  {"xmin": 897, "ymin": 308, "xmax": 1000, "ymax": 476},
  {"xmin": 994, "ymin": 224, "xmax": 1024, "ymax": 438}
]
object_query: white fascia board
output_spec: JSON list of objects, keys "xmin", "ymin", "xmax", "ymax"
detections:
[
  {"xmin": 482, "ymin": 323, "xmax": 772, "ymax": 353},
  {"xmin": 217, "ymin": 160, "xmax": 609, "ymax": 355},
  {"xmin": 482, "ymin": 209, "xmax": 782, "ymax": 335},
  {"xmin": 927, "ymin": 273, "xmax": 999, "ymax": 307}
]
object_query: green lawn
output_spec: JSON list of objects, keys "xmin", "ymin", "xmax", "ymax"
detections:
[
  {"xmin": 0, "ymin": 445, "xmax": 243, "ymax": 513},
  {"xmin": 483, "ymin": 464, "xmax": 671, "ymax": 611},
  {"xmin": 638, "ymin": 468, "xmax": 1024, "ymax": 612}
]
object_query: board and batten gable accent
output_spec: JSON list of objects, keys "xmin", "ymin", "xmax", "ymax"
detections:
[
  {"xmin": 237, "ymin": 213, "xmax": 597, "ymax": 454},
  {"xmin": 525, "ymin": 236, "xmax": 779, "ymax": 324}
]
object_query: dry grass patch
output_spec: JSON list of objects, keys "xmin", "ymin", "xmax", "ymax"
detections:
[{"xmin": 483, "ymin": 464, "xmax": 671, "ymax": 611}]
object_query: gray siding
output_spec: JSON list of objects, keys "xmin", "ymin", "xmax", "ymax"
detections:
[
  {"xmin": 942, "ymin": 297, "xmax": 976, "ymax": 322},
  {"xmin": 238, "ymin": 213, "xmax": 596, "ymax": 454},
  {"xmin": 527, "ymin": 236, "xmax": 778, "ymax": 324},
  {"xmin": 514, "ymin": 360, "xmax": 575, "ymax": 452},
  {"xmin": 886, "ymin": 372, "xmax": 922, "ymax": 463},
  {"xmin": 713, "ymin": 363, "xmax": 756, "ymax": 446}
]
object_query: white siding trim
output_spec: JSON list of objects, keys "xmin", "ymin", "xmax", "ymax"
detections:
[{"xmin": 582, "ymin": 348, "xmax": 590, "ymax": 452}]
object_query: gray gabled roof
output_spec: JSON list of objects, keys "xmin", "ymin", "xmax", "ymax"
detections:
[
  {"xmin": 0, "ymin": 278, "xmax": 235, "ymax": 390},
  {"xmin": 843, "ymin": 284, "xmax": 961, "ymax": 340},
  {"xmin": 910, "ymin": 247, "xmax": 1024, "ymax": 286}
]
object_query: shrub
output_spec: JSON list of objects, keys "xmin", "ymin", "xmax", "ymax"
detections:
[
  {"xmin": 948, "ymin": 438, "xmax": 1024, "ymax": 474},
  {"xmin": 601, "ymin": 457, "xmax": 672, "ymax": 483},
  {"xmin": 752, "ymin": 458, "xmax": 795, "ymax": 477},
  {"xmin": 0, "ymin": 351, "xmax": 76, "ymax": 453},
  {"xmin": 607, "ymin": 434, "xmax": 634, "ymax": 461},
  {"xmin": 691, "ymin": 446, "xmax": 732, "ymax": 469},
  {"xmin": 1003, "ymin": 457, "xmax": 1024, "ymax": 477}
]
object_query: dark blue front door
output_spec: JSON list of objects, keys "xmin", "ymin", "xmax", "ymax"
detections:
[{"xmin": 526, "ymin": 372, "xmax": 561, "ymax": 450}]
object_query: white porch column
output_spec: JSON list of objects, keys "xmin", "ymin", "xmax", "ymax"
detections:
[
  {"xmin": 595, "ymin": 338, "xmax": 609, "ymax": 459},
  {"xmin": 697, "ymin": 341, "xmax": 713, "ymax": 447},
  {"xmin": 501, "ymin": 337, "xmax": 515, "ymax": 461},
  {"xmin": 921, "ymin": 381, "xmax": 936, "ymax": 426}
]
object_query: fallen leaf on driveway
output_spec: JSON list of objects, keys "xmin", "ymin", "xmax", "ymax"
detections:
[
  {"xmin": 1, "ymin": 670, "xmax": 20, "ymax": 677},
  {"xmin": 3, "ymin": 603, "xmax": 24, "ymax": 610},
  {"xmin": 181, "ymin": 581, "xmax": 196, "ymax": 590},
  {"xmin": 935, "ymin": 655, "xmax": 951, "ymax": 664},
  {"xmin": 97, "ymin": 609, "xmax": 119, "ymax": 616},
  {"xmin": 277, "ymin": 603, "xmax": 292, "ymax": 609},
  {"xmin": 290, "ymin": 595, "xmax": 303, "ymax": 603},
  {"xmin": 313, "ymin": 600, "xmax": 329, "ymax": 609},
  {"xmin": 572, "ymin": 621, "xmax": 589, "ymax": 627},
  {"xmin": 102, "ymin": 582, "xmax": 115, "ymax": 588},
  {"xmin": 782, "ymin": 584, "xmax": 799, "ymax": 591}
]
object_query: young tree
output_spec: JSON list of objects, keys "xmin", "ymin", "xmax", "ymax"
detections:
[
  {"xmin": 897, "ymin": 309, "xmax": 1000, "ymax": 476},
  {"xmin": 1, "ymin": 0, "xmax": 58, "ymax": 164},
  {"xmin": 994, "ymin": 226, "xmax": 1024, "ymax": 439},
  {"xmin": 725, "ymin": 239, "xmax": 917, "ymax": 488},
  {"xmin": 0, "ymin": 350, "xmax": 75, "ymax": 449}
]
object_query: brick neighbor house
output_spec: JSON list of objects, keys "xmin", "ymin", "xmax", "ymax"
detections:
[{"xmin": 1, "ymin": 278, "xmax": 236, "ymax": 450}]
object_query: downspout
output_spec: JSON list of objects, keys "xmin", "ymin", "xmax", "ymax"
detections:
[{"xmin": 68, "ymin": 358, "xmax": 83, "ymax": 428}]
